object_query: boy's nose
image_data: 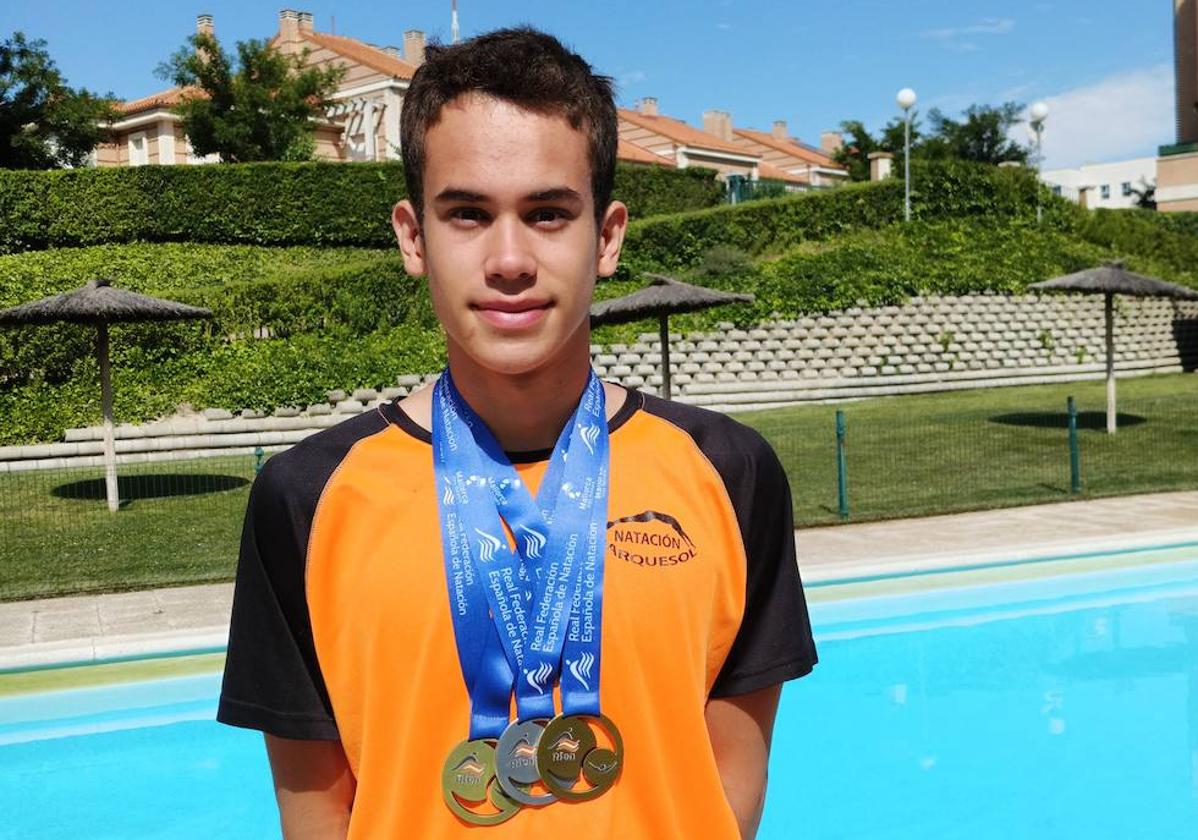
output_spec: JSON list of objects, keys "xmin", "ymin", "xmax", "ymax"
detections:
[{"xmin": 484, "ymin": 215, "xmax": 536, "ymax": 285}]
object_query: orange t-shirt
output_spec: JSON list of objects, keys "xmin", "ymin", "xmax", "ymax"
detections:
[{"xmin": 218, "ymin": 387, "xmax": 816, "ymax": 838}]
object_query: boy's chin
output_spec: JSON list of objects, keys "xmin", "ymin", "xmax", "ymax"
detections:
[{"xmin": 455, "ymin": 339, "xmax": 583, "ymax": 380}]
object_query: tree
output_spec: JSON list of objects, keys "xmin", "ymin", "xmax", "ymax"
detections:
[
  {"xmin": 832, "ymin": 115, "xmax": 921, "ymax": 182},
  {"xmin": 157, "ymin": 33, "xmax": 345, "ymax": 163},
  {"xmin": 920, "ymin": 102, "xmax": 1028, "ymax": 165},
  {"xmin": 1129, "ymin": 178, "xmax": 1156, "ymax": 211},
  {"xmin": 0, "ymin": 32, "xmax": 119, "ymax": 169}
]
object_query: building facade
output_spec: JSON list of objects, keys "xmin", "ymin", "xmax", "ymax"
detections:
[
  {"xmin": 1158, "ymin": 0, "xmax": 1198, "ymax": 211},
  {"xmin": 94, "ymin": 11, "xmax": 847, "ymax": 189},
  {"xmin": 1041, "ymin": 157, "xmax": 1157, "ymax": 209}
]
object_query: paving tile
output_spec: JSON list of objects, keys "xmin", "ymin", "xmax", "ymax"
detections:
[{"xmin": 0, "ymin": 613, "xmax": 35, "ymax": 647}]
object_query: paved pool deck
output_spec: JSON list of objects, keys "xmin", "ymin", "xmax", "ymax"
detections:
[{"xmin": 2, "ymin": 490, "xmax": 1196, "ymax": 672}]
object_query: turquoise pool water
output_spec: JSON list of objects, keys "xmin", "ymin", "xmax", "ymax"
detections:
[{"xmin": 3, "ymin": 548, "xmax": 1197, "ymax": 839}]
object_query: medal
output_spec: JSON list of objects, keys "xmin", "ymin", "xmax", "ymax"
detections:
[
  {"xmin": 537, "ymin": 713, "xmax": 624, "ymax": 802},
  {"xmin": 494, "ymin": 718, "xmax": 555, "ymax": 805},
  {"xmin": 433, "ymin": 370, "xmax": 620, "ymax": 822},
  {"xmin": 441, "ymin": 738, "xmax": 522, "ymax": 826}
]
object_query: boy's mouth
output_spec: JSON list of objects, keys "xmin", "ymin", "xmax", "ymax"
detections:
[{"xmin": 472, "ymin": 298, "xmax": 553, "ymax": 330}]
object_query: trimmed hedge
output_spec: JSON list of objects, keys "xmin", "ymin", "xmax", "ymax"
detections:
[
  {"xmin": 0, "ymin": 161, "xmax": 723, "ymax": 253},
  {"xmin": 0, "ymin": 243, "xmax": 397, "ymax": 389},
  {"xmin": 1076, "ymin": 208, "xmax": 1198, "ymax": 288},
  {"xmin": 0, "ymin": 325, "xmax": 445, "ymax": 447},
  {"xmin": 617, "ymin": 159, "xmax": 1076, "ymax": 277}
]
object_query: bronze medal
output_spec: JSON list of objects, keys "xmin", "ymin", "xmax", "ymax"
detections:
[
  {"xmin": 536, "ymin": 713, "xmax": 624, "ymax": 802},
  {"xmin": 441, "ymin": 738, "xmax": 522, "ymax": 825}
]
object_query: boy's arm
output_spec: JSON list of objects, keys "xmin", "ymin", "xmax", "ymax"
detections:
[
  {"xmin": 265, "ymin": 734, "xmax": 357, "ymax": 840},
  {"xmin": 705, "ymin": 683, "xmax": 782, "ymax": 840}
]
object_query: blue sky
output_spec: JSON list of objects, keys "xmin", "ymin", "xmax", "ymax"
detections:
[{"xmin": 6, "ymin": 1, "xmax": 1174, "ymax": 169}]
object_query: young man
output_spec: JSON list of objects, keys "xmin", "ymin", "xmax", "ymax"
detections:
[{"xmin": 217, "ymin": 27, "xmax": 816, "ymax": 839}]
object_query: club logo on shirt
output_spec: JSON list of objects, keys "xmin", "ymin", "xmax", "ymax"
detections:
[{"xmin": 607, "ymin": 510, "xmax": 697, "ymax": 568}]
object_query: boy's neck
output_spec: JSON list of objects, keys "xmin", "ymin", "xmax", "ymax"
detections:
[{"xmin": 444, "ymin": 337, "xmax": 622, "ymax": 454}]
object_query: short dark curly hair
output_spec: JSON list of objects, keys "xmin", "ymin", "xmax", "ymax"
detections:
[{"xmin": 400, "ymin": 27, "xmax": 617, "ymax": 225}]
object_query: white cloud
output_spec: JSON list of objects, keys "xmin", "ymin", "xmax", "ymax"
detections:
[
  {"xmin": 922, "ymin": 17, "xmax": 1015, "ymax": 42},
  {"xmin": 618, "ymin": 69, "xmax": 646, "ymax": 87},
  {"xmin": 1031, "ymin": 64, "xmax": 1172, "ymax": 169},
  {"xmin": 716, "ymin": 22, "xmax": 732, "ymax": 30}
]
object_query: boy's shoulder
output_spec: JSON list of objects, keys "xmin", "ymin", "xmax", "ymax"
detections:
[
  {"xmin": 635, "ymin": 391, "xmax": 784, "ymax": 477},
  {"xmin": 254, "ymin": 407, "xmax": 395, "ymax": 510}
]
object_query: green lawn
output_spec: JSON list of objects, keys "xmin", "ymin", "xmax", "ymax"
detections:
[
  {"xmin": 0, "ymin": 372, "xmax": 1194, "ymax": 601},
  {"xmin": 740, "ymin": 371, "xmax": 1198, "ymax": 526},
  {"xmin": 0, "ymin": 455, "xmax": 254, "ymax": 601}
]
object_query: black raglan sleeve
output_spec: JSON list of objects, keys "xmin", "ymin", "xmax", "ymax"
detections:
[
  {"xmin": 640, "ymin": 394, "xmax": 817, "ymax": 698},
  {"xmin": 215, "ymin": 453, "xmax": 340, "ymax": 740},
  {"xmin": 709, "ymin": 432, "xmax": 817, "ymax": 697}
]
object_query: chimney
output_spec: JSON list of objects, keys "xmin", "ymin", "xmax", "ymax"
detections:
[
  {"xmin": 639, "ymin": 97, "xmax": 658, "ymax": 117},
  {"xmin": 404, "ymin": 30, "xmax": 426, "ymax": 65},
  {"xmin": 382, "ymin": 45, "xmax": 401, "ymax": 57},
  {"xmin": 772, "ymin": 120, "xmax": 788, "ymax": 141},
  {"xmin": 868, "ymin": 151, "xmax": 894, "ymax": 181},
  {"xmin": 702, "ymin": 109, "xmax": 733, "ymax": 142},
  {"xmin": 196, "ymin": 14, "xmax": 214, "ymax": 38},
  {"xmin": 298, "ymin": 11, "xmax": 314, "ymax": 33},
  {"xmin": 278, "ymin": 9, "xmax": 301, "ymax": 42},
  {"xmin": 820, "ymin": 130, "xmax": 844, "ymax": 154}
]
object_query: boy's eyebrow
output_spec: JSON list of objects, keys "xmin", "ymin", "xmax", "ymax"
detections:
[
  {"xmin": 526, "ymin": 187, "xmax": 583, "ymax": 203},
  {"xmin": 431, "ymin": 186, "xmax": 584, "ymax": 204},
  {"xmin": 433, "ymin": 188, "xmax": 488, "ymax": 203}
]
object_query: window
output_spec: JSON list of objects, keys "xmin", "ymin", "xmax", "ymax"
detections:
[
  {"xmin": 1051, "ymin": 185, "xmax": 1062, "ymax": 196},
  {"xmin": 1121, "ymin": 181, "xmax": 1133, "ymax": 197},
  {"xmin": 1100, "ymin": 184, "xmax": 1110, "ymax": 200},
  {"xmin": 127, "ymin": 133, "xmax": 148, "ymax": 166}
]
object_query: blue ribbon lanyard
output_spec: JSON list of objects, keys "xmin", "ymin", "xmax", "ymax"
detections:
[{"xmin": 432, "ymin": 370, "xmax": 610, "ymax": 738}]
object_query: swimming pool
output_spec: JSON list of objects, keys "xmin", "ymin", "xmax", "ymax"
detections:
[{"xmin": 2, "ymin": 544, "xmax": 1197, "ymax": 839}]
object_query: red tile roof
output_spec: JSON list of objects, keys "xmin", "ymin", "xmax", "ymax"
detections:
[
  {"xmin": 733, "ymin": 127, "xmax": 844, "ymax": 170},
  {"xmin": 758, "ymin": 161, "xmax": 809, "ymax": 185},
  {"xmin": 617, "ymin": 138, "xmax": 670, "ymax": 166},
  {"xmin": 618, "ymin": 108, "xmax": 750, "ymax": 156},
  {"xmin": 116, "ymin": 85, "xmax": 205, "ymax": 115},
  {"xmin": 300, "ymin": 31, "xmax": 420, "ymax": 80}
]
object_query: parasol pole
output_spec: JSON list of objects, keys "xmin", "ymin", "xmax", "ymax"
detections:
[
  {"xmin": 658, "ymin": 313, "xmax": 672, "ymax": 400},
  {"xmin": 96, "ymin": 322, "xmax": 120, "ymax": 511},
  {"xmin": 1104, "ymin": 292, "xmax": 1116, "ymax": 435}
]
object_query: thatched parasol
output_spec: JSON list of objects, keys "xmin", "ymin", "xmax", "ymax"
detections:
[
  {"xmin": 0, "ymin": 279, "xmax": 212, "ymax": 511},
  {"xmin": 591, "ymin": 273, "xmax": 753, "ymax": 400},
  {"xmin": 1030, "ymin": 262, "xmax": 1198, "ymax": 434}
]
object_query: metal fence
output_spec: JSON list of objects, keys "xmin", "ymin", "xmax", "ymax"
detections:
[
  {"xmin": 754, "ymin": 381, "xmax": 1198, "ymax": 527},
  {"xmin": 1, "ymin": 377, "xmax": 1195, "ymax": 601}
]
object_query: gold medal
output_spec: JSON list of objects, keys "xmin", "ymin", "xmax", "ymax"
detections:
[
  {"xmin": 536, "ymin": 713, "xmax": 624, "ymax": 802},
  {"xmin": 441, "ymin": 738, "xmax": 522, "ymax": 825}
]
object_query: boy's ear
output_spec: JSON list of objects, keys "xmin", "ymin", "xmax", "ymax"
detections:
[
  {"xmin": 392, "ymin": 199, "xmax": 426, "ymax": 276},
  {"xmin": 596, "ymin": 200, "xmax": 628, "ymax": 279}
]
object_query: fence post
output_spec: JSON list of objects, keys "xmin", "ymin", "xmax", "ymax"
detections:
[
  {"xmin": 1067, "ymin": 396, "xmax": 1080, "ymax": 494},
  {"xmin": 836, "ymin": 410, "xmax": 849, "ymax": 519}
]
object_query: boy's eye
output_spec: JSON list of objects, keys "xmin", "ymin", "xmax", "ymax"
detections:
[
  {"xmin": 529, "ymin": 208, "xmax": 568, "ymax": 226},
  {"xmin": 451, "ymin": 207, "xmax": 488, "ymax": 224}
]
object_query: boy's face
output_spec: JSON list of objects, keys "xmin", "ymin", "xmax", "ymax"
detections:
[{"xmin": 393, "ymin": 93, "xmax": 626, "ymax": 379}]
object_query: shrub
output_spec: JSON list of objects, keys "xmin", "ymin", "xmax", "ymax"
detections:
[
  {"xmin": 617, "ymin": 159, "xmax": 1076, "ymax": 276},
  {"xmin": 0, "ymin": 161, "xmax": 724, "ymax": 253}
]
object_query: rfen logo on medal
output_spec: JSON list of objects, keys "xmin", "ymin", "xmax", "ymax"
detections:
[{"xmin": 607, "ymin": 510, "xmax": 697, "ymax": 568}]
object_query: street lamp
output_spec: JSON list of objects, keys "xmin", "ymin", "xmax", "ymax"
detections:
[
  {"xmin": 1029, "ymin": 101, "xmax": 1049, "ymax": 223},
  {"xmin": 896, "ymin": 88, "xmax": 917, "ymax": 222}
]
